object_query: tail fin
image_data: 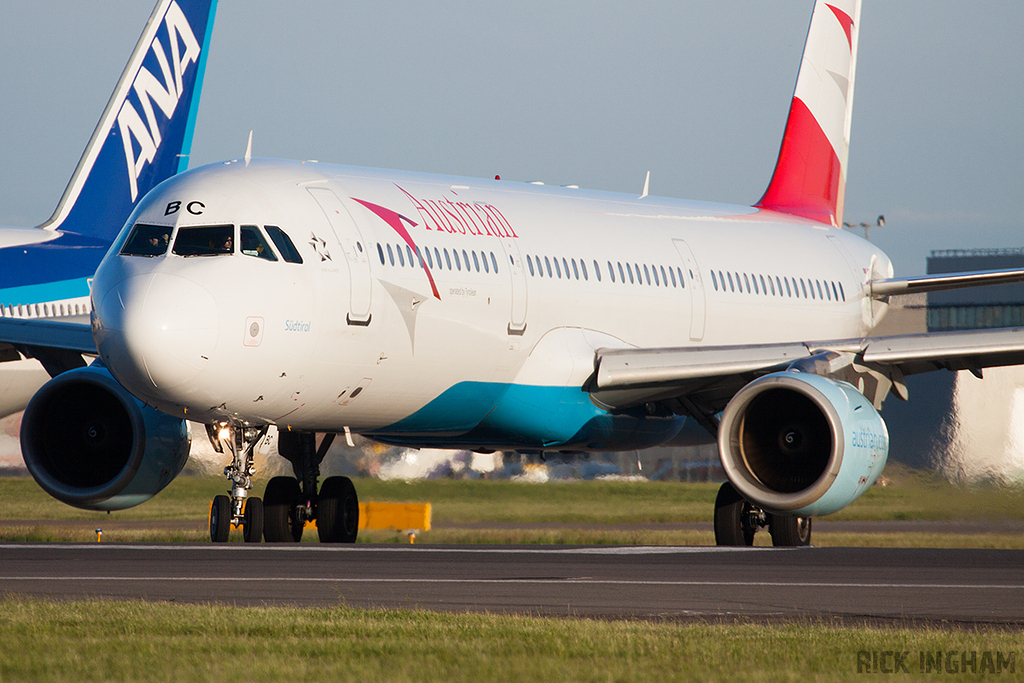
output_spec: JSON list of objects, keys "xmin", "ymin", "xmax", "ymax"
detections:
[
  {"xmin": 37, "ymin": 0, "xmax": 218, "ymax": 240},
  {"xmin": 754, "ymin": 0, "xmax": 860, "ymax": 227}
]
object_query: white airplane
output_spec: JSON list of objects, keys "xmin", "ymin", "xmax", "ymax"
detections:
[
  {"xmin": 0, "ymin": 0, "xmax": 217, "ymax": 417},
  {"xmin": 10, "ymin": 0, "xmax": 1024, "ymax": 545}
]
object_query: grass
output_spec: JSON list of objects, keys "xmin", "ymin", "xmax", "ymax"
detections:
[
  {"xmin": 0, "ymin": 598, "xmax": 1020, "ymax": 682},
  {"xmin": 0, "ymin": 462, "xmax": 1021, "ymax": 546}
]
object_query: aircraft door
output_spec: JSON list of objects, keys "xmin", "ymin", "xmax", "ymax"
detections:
[
  {"xmin": 673, "ymin": 239, "xmax": 706, "ymax": 341},
  {"xmin": 499, "ymin": 237, "xmax": 528, "ymax": 335},
  {"xmin": 308, "ymin": 187, "xmax": 372, "ymax": 325}
]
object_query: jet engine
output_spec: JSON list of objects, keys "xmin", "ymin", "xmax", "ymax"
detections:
[
  {"xmin": 718, "ymin": 371, "xmax": 888, "ymax": 517},
  {"xmin": 21, "ymin": 365, "xmax": 191, "ymax": 511}
]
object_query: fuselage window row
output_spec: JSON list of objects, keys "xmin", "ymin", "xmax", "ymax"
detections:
[
  {"xmin": 523, "ymin": 255, "xmax": 685, "ymax": 290},
  {"xmin": 376, "ymin": 242, "xmax": 499, "ymax": 276},
  {"xmin": 709, "ymin": 269, "xmax": 846, "ymax": 302}
]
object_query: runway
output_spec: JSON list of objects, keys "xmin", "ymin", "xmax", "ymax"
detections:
[{"xmin": 1, "ymin": 544, "xmax": 1023, "ymax": 625}]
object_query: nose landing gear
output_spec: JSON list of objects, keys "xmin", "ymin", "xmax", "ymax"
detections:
[{"xmin": 207, "ymin": 423, "xmax": 268, "ymax": 543}]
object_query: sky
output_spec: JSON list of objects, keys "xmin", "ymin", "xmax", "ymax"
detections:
[{"xmin": 1, "ymin": 1, "xmax": 1021, "ymax": 276}]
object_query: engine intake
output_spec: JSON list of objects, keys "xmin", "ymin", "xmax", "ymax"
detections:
[
  {"xmin": 718, "ymin": 372, "xmax": 888, "ymax": 516},
  {"xmin": 21, "ymin": 366, "xmax": 191, "ymax": 511}
]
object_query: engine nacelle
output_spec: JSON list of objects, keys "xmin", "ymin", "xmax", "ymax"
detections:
[
  {"xmin": 21, "ymin": 366, "xmax": 191, "ymax": 511},
  {"xmin": 718, "ymin": 372, "xmax": 888, "ymax": 517}
]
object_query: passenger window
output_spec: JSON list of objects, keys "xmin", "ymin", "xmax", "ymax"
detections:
[
  {"xmin": 670, "ymin": 268, "xmax": 677, "ymax": 288},
  {"xmin": 444, "ymin": 249, "xmax": 452, "ymax": 270},
  {"xmin": 472, "ymin": 251, "xmax": 480, "ymax": 272},
  {"xmin": 408, "ymin": 245, "xmax": 416, "ymax": 267},
  {"xmin": 659, "ymin": 266, "xmax": 667, "ymax": 286},
  {"xmin": 240, "ymin": 225, "xmax": 278, "ymax": 261},
  {"xmin": 425, "ymin": 247, "xmax": 433, "ymax": 269},
  {"xmin": 387, "ymin": 244, "xmax": 395, "ymax": 265},
  {"xmin": 617, "ymin": 262, "xmax": 625, "ymax": 283},
  {"xmin": 626, "ymin": 263, "xmax": 634, "ymax": 284},
  {"xmin": 462, "ymin": 250, "xmax": 470, "ymax": 272},
  {"xmin": 173, "ymin": 224, "xmax": 235, "ymax": 257},
  {"xmin": 554, "ymin": 258, "xmax": 562, "ymax": 279},
  {"xmin": 775, "ymin": 276, "xmax": 783, "ymax": 296},
  {"xmin": 742, "ymin": 273, "xmax": 750, "ymax": 293},
  {"xmin": 581, "ymin": 260, "xmax": 588, "ymax": 280},
  {"xmin": 527, "ymin": 255, "xmax": 535, "ymax": 276},
  {"xmin": 545, "ymin": 256, "xmax": 552, "ymax": 278},
  {"xmin": 768, "ymin": 276, "xmax": 776, "ymax": 296},
  {"xmin": 572, "ymin": 259, "xmax": 579, "ymax": 280},
  {"xmin": 435, "ymin": 248, "xmax": 443, "ymax": 270},
  {"xmin": 377, "ymin": 244, "xmax": 386, "ymax": 265},
  {"xmin": 397, "ymin": 245, "xmax": 405, "ymax": 266},
  {"xmin": 643, "ymin": 264, "xmax": 651, "ymax": 285},
  {"xmin": 727, "ymin": 272, "xmax": 734, "ymax": 292},
  {"xmin": 120, "ymin": 223, "xmax": 172, "ymax": 257},
  {"xmin": 800, "ymin": 279, "xmax": 808, "ymax": 298},
  {"xmin": 759, "ymin": 275, "xmax": 766, "ymax": 294},
  {"xmin": 817, "ymin": 280, "xmax": 824, "ymax": 300},
  {"xmin": 491, "ymin": 252, "xmax": 498, "ymax": 273},
  {"xmin": 454, "ymin": 250, "xmax": 461, "ymax": 271},
  {"xmin": 592, "ymin": 260, "xmax": 600, "ymax": 281},
  {"xmin": 839, "ymin": 282, "xmax": 845, "ymax": 301},
  {"xmin": 678, "ymin": 268, "xmax": 685, "ymax": 288},
  {"xmin": 831, "ymin": 282, "xmax": 839, "ymax": 301},
  {"xmin": 562, "ymin": 258, "xmax": 570, "ymax": 279},
  {"xmin": 481, "ymin": 251, "xmax": 489, "ymax": 273}
]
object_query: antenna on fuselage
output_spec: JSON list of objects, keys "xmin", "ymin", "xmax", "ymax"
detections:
[
  {"xmin": 639, "ymin": 170, "xmax": 650, "ymax": 199},
  {"xmin": 244, "ymin": 130, "xmax": 253, "ymax": 167}
]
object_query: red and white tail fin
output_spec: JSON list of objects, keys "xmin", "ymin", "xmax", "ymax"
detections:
[{"xmin": 755, "ymin": 0, "xmax": 861, "ymax": 227}]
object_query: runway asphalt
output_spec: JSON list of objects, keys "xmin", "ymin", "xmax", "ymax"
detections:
[{"xmin": 1, "ymin": 544, "xmax": 1022, "ymax": 625}]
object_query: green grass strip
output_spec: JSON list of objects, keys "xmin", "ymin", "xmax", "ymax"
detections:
[{"xmin": 0, "ymin": 598, "xmax": 1020, "ymax": 682}]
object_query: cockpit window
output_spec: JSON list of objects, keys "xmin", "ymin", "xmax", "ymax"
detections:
[
  {"xmin": 264, "ymin": 225, "xmax": 303, "ymax": 264},
  {"xmin": 172, "ymin": 224, "xmax": 234, "ymax": 257},
  {"xmin": 240, "ymin": 225, "xmax": 278, "ymax": 261},
  {"xmin": 120, "ymin": 224, "xmax": 172, "ymax": 257}
]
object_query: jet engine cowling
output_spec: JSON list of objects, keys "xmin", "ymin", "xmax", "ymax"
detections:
[
  {"xmin": 21, "ymin": 365, "xmax": 191, "ymax": 511},
  {"xmin": 718, "ymin": 372, "xmax": 888, "ymax": 517}
]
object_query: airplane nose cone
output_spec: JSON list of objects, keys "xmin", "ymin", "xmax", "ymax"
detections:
[{"xmin": 95, "ymin": 273, "xmax": 219, "ymax": 394}]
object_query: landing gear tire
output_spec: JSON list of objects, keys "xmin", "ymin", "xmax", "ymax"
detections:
[
  {"xmin": 210, "ymin": 495, "xmax": 231, "ymax": 543},
  {"xmin": 713, "ymin": 482, "xmax": 757, "ymax": 546},
  {"xmin": 243, "ymin": 497, "xmax": 264, "ymax": 543},
  {"xmin": 318, "ymin": 476, "xmax": 359, "ymax": 543},
  {"xmin": 264, "ymin": 476, "xmax": 303, "ymax": 542},
  {"xmin": 768, "ymin": 514, "xmax": 812, "ymax": 546}
]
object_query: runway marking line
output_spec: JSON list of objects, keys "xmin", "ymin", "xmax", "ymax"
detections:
[
  {"xmin": 1, "ymin": 577, "xmax": 1021, "ymax": 590},
  {"xmin": 0, "ymin": 544, "xmax": 785, "ymax": 554}
]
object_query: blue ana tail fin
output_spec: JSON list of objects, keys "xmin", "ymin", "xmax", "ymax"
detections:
[{"xmin": 37, "ymin": 0, "xmax": 217, "ymax": 240}]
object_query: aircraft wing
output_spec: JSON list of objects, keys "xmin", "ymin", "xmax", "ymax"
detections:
[
  {"xmin": 591, "ymin": 327, "xmax": 1024, "ymax": 416},
  {"xmin": 0, "ymin": 317, "xmax": 94, "ymax": 377}
]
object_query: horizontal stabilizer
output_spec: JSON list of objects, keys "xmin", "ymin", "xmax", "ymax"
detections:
[{"xmin": 868, "ymin": 268, "xmax": 1024, "ymax": 298}]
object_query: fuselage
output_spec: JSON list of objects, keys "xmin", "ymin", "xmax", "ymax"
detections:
[{"xmin": 92, "ymin": 158, "xmax": 892, "ymax": 451}]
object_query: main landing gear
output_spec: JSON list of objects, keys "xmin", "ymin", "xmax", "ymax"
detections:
[
  {"xmin": 263, "ymin": 430, "xmax": 359, "ymax": 543},
  {"xmin": 713, "ymin": 481, "xmax": 811, "ymax": 547},
  {"xmin": 207, "ymin": 427, "xmax": 359, "ymax": 543},
  {"xmin": 208, "ymin": 424, "xmax": 268, "ymax": 543}
]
